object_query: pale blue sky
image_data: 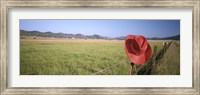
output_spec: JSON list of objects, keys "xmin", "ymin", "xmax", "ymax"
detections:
[{"xmin": 20, "ymin": 20, "xmax": 180, "ymax": 38}]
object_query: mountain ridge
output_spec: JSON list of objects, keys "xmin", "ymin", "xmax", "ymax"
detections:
[{"xmin": 20, "ymin": 30, "xmax": 180, "ymax": 40}]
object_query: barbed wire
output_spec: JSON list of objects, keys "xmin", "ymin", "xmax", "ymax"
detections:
[
  {"xmin": 92, "ymin": 41, "xmax": 173, "ymax": 75},
  {"xmin": 92, "ymin": 62, "xmax": 121, "ymax": 75}
]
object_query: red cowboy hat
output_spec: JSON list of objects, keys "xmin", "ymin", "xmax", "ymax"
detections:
[{"xmin": 125, "ymin": 35, "xmax": 152, "ymax": 64}]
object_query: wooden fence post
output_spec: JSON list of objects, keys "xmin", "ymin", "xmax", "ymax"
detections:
[
  {"xmin": 143, "ymin": 45, "xmax": 158, "ymax": 75},
  {"xmin": 148, "ymin": 45, "xmax": 158, "ymax": 74}
]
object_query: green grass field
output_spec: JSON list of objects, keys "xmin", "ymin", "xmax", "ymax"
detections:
[{"xmin": 20, "ymin": 39, "xmax": 178, "ymax": 75}]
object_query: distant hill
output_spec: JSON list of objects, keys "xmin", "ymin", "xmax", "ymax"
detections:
[
  {"xmin": 20, "ymin": 30, "xmax": 180, "ymax": 40},
  {"xmin": 147, "ymin": 35, "xmax": 180, "ymax": 40},
  {"xmin": 114, "ymin": 35, "xmax": 180, "ymax": 40},
  {"xmin": 159, "ymin": 35, "xmax": 180, "ymax": 40},
  {"xmin": 114, "ymin": 36, "xmax": 126, "ymax": 40},
  {"xmin": 20, "ymin": 30, "xmax": 111, "ymax": 40}
]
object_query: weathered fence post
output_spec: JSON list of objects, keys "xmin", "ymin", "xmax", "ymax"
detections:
[
  {"xmin": 148, "ymin": 45, "xmax": 158, "ymax": 75},
  {"xmin": 143, "ymin": 45, "xmax": 158, "ymax": 75},
  {"xmin": 153, "ymin": 45, "xmax": 158, "ymax": 57},
  {"xmin": 152, "ymin": 45, "xmax": 158, "ymax": 66},
  {"xmin": 129, "ymin": 62, "xmax": 134, "ymax": 75},
  {"xmin": 129, "ymin": 62, "xmax": 138, "ymax": 75}
]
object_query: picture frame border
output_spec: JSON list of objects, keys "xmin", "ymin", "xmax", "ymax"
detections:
[{"xmin": 1, "ymin": 0, "xmax": 199, "ymax": 94}]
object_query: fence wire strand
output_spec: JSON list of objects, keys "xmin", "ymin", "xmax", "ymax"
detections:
[
  {"xmin": 92, "ymin": 62, "xmax": 121, "ymax": 75},
  {"xmin": 92, "ymin": 41, "xmax": 173, "ymax": 75}
]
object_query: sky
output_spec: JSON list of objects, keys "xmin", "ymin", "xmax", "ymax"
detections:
[{"xmin": 20, "ymin": 20, "xmax": 180, "ymax": 38}]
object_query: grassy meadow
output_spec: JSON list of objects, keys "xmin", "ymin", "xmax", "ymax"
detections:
[{"xmin": 20, "ymin": 38, "xmax": 179, "ymax": 75}]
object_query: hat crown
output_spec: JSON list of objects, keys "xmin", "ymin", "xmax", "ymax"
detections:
[{"xmin": 129, "ymin": 36, "xmax": 148, "ymax": 55}]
